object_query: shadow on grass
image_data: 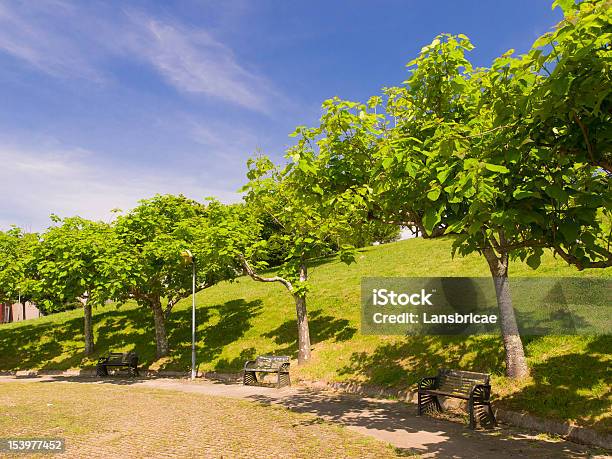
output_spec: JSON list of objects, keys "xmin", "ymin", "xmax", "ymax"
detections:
[
  {"xmin": 0, "ymin": 298, "xmax": 263, "ymax": 373},
  {"xmin": 338, "ymin": 335, "xmax": 505, "ymax": 388},
  {"xmin": 262, "ymin": 309, "xmax": 357, "ymax": 358},
  {"xmin": 498, "ymin": 335, "xmax": 611, "ymax": 432},
  {"xmin": 161, "ymin": 299, "xmax": 263, "ymax": 371},
  {"xmin": 0, "ymin": 305, "xmax": 153, "ymax": 371}
]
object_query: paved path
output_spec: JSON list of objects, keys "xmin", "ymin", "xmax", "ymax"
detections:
[{"xmin": 0, "ymin": 375, "xmax": 606, "ymax": 458}]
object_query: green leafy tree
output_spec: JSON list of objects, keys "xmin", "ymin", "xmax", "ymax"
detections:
[
  {"xmin": 0, "ymin": 228, "xmax": 39, "ymax": 311},
  {"xmin": 32, "ymin": 217, "xmax": 127, "ymax": 355},
  {"xmin": 114, "ymin": 195, "xmax": 258, "ymax": 358},
  {"xmin": 303, "ymin": 18, "xmax": 611, "ymax": 378},
  {"xmin": 240, "ymin": 152, "xmax": 357, "ymax": 364}
]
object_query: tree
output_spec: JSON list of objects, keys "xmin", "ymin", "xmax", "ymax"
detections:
[
  {"xmin": 0, "ymin": 228, "xmax": 39, "ymax": 310},
  {"xmin": 32, "ymin": 216, "xmax": 126, "ymax": 355},
  {"xmin": 523, "ymin": 0, "xmax": 612, "ymax": 175},
  {"xmin": 240, "ymin": 152, "xmax": 357, "ymax": 364},
  {"xmin": 302, "ymin": 22, "xmax": 610, "ymax": 378},
  {"xmin": 114, "ymin": 195, "xmax": 258, "ymax": 358}
]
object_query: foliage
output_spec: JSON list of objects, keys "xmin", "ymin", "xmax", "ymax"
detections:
[
  {"xmin": 1, "ymin": 237, "xmax": 609, "ymax": 430},
  {"xmin": 31, "ymin": 217, "xmax": 127, "ymax": 313},
  {"xmin": 242, "ymin": 154, "xmax": 357, "ymax": 294},
  {"xmin": 0, "ymin": 228, "xmax": 39, "ymax": 304},
  {"xmin": 113, "ymin": 194, "xmax": 260, "ymax": 356}
]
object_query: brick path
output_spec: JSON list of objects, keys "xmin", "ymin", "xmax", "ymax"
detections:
[{"xmin": 0, "ymin": 375, "xmax": 607, "ymax": 458}]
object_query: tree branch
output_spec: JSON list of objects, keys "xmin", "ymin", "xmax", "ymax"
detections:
[
  {"xmin": 572, "ymin": 111, "xmax": 596, "ymax": 165},
  {"xmin": 553, "ymin": 244, "xmax": 612, "ymax": 271},
  {"xmin": 239, "ymin": 255, "xmax": 293, "ymax": 293}
]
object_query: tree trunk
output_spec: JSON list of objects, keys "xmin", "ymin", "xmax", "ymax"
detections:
[
  {"xmin": 483, "ymin": 248, "xmax": 529, "ymax": 379},
  {"xmin": 294, "ymin": 263, "xmax": 311, "ymax": 364},
  {"xmin": 151, "ymin": 298, "xmax": 169, "ymax": 358},
  {"xmin": 79, "ymin": 296, "xmax": 94, "ymax": 356}
]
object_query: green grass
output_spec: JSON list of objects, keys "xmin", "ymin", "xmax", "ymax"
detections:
[{"xmin": 0, "ymin": 237, "xmax": 610, "ymax": 431}]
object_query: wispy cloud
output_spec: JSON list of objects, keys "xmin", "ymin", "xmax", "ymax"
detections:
[
  {"xmin": 0, "ymin": 1, "xmax": 103, "ymax": 81},
  {"xmin": 0, "ymin": 144, "xmax": 241, "ymax": 232},
  {"xmin": 0, "ymin": 2, "xmax": 280, "ymax": 112},
  {"xmin": 120, "ymin": 11, "xmax": 275, "ymax": 112}
]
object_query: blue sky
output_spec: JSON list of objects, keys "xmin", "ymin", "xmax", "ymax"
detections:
[{"xmin": 0, "ymin": 0, "xmax": 562, "ymax": 231}]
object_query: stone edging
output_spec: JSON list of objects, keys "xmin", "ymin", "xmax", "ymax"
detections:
[{"xmin": 2, "ymin": 369, "xmax": 609, "ymax": 450}]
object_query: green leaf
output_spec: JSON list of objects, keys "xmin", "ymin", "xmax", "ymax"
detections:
[
  {"xmin": 422, "ymin": 206, "xmax": 443, "ymax": 233},
  {"xmin": 484, "ymin": 163, "xmax": 509, "ymax": 174},
  {"xmin": 437, "ymin": 168, "xmax": 452, "ymax": 184},
  {"xmin": 545, "ymin": 185, "xmax": 569, "ymax": 202},
  {"xmin": 427, "ymin": 188, "xmax": 441, "ymax": 201},
  {"xmin": 382, "ymin": 157, "xmax": 394, "ymax": 170},
  {"xmin": 526, "ymin": 253, "xmax": 542, "ymax": 270},
  {"xmin": 513, "ymin": 189, "xmax": 540, "ymax": 200},
  {"xmin": 552, "ymin": 0, "xmax": 575, "ymax": 14},
  {"xmin": 558, "ymin": 221, "xmax": 579, "ymax": 242}
]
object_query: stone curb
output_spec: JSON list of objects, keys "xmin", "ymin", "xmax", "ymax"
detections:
[{"xmin": 2, "ymin": 369, "xmax": 609, "ymax": 450}]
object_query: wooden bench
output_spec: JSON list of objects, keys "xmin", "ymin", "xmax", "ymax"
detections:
[
  {"xmin": 418, "ymin": 369, "xmax": 496, "ymax": 429},
  {"xmin": 243, "ymin": 356, "xmax": 290, "ymax": 388},
  {"xmin": 96, "ymin": 352, "xmax": 139, "ymax": 377}
]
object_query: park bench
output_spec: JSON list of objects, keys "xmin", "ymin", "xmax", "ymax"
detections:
[
  {"xmin": 243, "ymin": 355, "xmax": 290, "ymax": 388},
  {"xmin": 418, "ymin": 368, "xmax": 496, "ymax": 429},
  {"xmin": 96, "ymin": 352, "xmax": 139, "ymax": 377}
]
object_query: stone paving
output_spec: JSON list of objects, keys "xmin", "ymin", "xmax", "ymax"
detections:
[{"xmin": 0, "ymin": 375, "xmax": 608, "ymax": 458}]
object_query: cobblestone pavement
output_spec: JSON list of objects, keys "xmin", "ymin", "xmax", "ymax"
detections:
[{"xmin": 0, "ymin": 375, "xmax": 608, "ymax": 458}]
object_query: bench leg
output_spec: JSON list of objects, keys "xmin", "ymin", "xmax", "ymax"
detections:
[
  {"xmin": 96, "ymin": 364, "xmax": 108, "ymax": 377},
  {"xmin": 243, "ymin": 371, "xmax": 257, "ymax": 386},
  {"xmin": 469, "ymin": 398, "xmax": 475, "ymax": 429},
  {"xmin": 277, "ymin": 371, "xmax": 290, "ymax": 388},
  {"xmin": 418, "ymin": 392, "xmax": 441, "ymax": 416},
  {"xmin": 473, "ymin": 402, "xmax": 496, "ymax": 429}
]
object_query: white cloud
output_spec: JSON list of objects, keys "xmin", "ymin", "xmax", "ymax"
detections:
[
  {"xmin": 0, "ymin": 1, "xmax": 103, "ymax": 81},
  {"xmin": 0, "ymin": 145, "xmax": 241, "ymax": 232},
  {"xmin": 0, "ymin": 2, "xmax": 279, "ymax": 112},
  {"xmin": 121, "ymin": 12, "xmax": 274, "ymax": 112}
]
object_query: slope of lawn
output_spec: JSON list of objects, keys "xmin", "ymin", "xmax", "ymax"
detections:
[{"xmin": 1, "ymin": 236, "xmax": 610, "ymax": 431}]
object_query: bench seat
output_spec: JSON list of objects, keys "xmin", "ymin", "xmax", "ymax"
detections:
[
  {"xmin": 418, "ymin": 368, "xmax": 496, "ymax": 429},
  {"xmin": 243, "ymin": 356, "xmax": 290, "ymax": 388},
  {"xmin": 96, "ymin": 352, "xmax": 139, "ymax": 377}
]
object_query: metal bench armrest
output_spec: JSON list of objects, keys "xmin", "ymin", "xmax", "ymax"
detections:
[
  {"xmin": 418, "ymin": 376, "xmax": 437, "ymax": 390},
  {"xmin": 469, "ymin": 383, "xmax": 492, "ymax": 401}
]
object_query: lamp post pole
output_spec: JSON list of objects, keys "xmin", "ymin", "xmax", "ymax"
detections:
[
  {"xmin": 181, "ymin": 249, "xmax": 197, "ymax": 381},
  {"xmin": 191, "ymin": 256, "xmax": 196, "ymax": 380}
]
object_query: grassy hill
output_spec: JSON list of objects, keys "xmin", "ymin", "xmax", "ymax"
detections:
[{"xmin": 1, "ymin": 236, "xmax": 610, "ymax": 431}]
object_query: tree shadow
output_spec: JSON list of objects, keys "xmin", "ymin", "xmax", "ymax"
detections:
[
  {"xmin": 245, "ymin": 389, "xmax": 593, "ymax": 458},
  {"xmin": 160, "ymin": 299, "xmax": 263, "ymax": 371},
  {"xmin": 498, "ymin": 335, "xmax": 612, "ymax": 432},
  {"xmin": 338, "ymin": 336, "xmax": 505, "ymax": 388},
  {"xmin": 0, "ymin": 299, "xmax": 263, "ymax": 373},
  {"xmin": 0, "ymin": 305, "xmax": 152, "ymax": 371},
  {"xmin": 262, "ymin": 309, "xmax": 357, "ymax": 358}
]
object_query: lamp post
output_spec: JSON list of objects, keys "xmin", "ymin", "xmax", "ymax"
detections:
[{"xmin": 181, "ymin": 250, "xmax": 196, "ymax": 380}]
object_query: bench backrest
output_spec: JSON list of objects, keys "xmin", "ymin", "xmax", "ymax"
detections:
[
  {"xmin": 107, "ymin": 352, "xmax": 137, "ymax": 365},
  {"xmin": 254, "ymin": 355, "xmax": 289, "ymax": 370},
  {"xmin": 437, "ymin": 369, "xmax": 489, "ymax": 396}
]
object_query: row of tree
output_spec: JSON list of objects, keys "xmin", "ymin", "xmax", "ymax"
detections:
[
  {"xmin": 1, "ymin": 0, "xmax": 609, "ymax": 378},
  {"xmin": 0, "ymin": 195, "xmax": 392, "ymax": 361}
]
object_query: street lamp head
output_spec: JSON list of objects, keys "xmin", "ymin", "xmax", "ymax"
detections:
[{"xmin": 181, "ymin": 249, "xmax": 194, "ymax": 264}]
